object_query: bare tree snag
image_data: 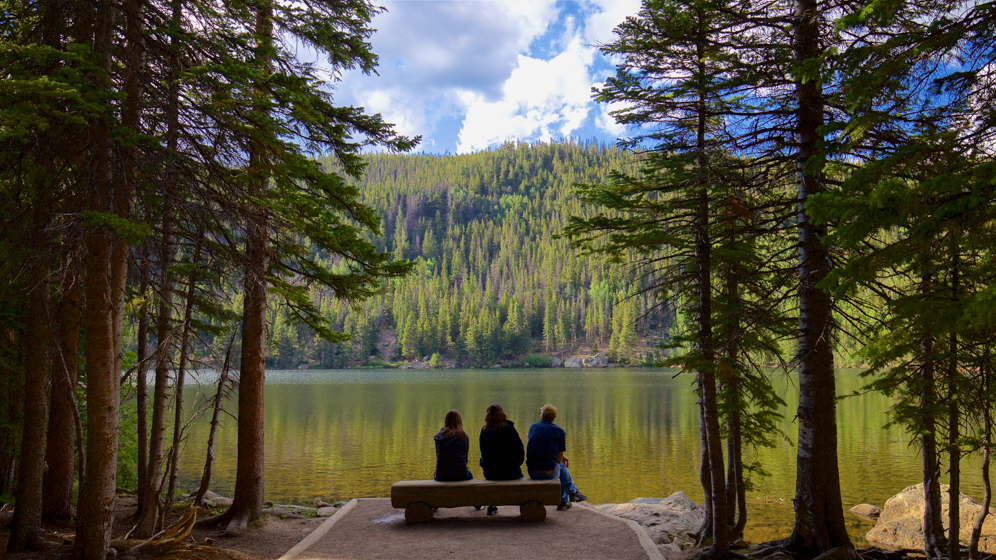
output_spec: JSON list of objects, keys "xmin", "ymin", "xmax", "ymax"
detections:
[{"xmin": 123, "ymin": 506, "xmax": 197, "ymax": 559}]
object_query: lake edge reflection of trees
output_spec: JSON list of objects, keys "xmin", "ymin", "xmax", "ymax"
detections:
[{"xmin": 1, "ymin": 2, "xmax": 995, "ymax": 560}]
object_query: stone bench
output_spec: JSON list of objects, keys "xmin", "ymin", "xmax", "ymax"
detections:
[{"xmin": 391, "ymin": 478, "xmax": 561, "ymax": 522}]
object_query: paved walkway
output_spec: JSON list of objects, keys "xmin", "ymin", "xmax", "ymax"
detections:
[{"xmin": 279, "ymin": 498, "xmax": 662, "ymax": 560}]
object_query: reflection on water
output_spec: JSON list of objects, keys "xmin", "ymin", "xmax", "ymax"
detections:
[{"xmin": 175, "ymin": 368, "xmax": 984, "ymax": 545}]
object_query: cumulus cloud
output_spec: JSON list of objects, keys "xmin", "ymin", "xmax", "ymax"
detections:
[
  {"xmin": 333, "ymin": 0, "xmax": 640, "ymax": 153},
  {"xmin": 585, "ymin": 0, "xmax": 642, "ymax": 46},
  {"xmin": 456, "ymin": 35, "xmax": 597, "ymax": 153}
]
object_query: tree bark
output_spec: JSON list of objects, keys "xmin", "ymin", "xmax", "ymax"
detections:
[
  {"xmin": 36, "ymin": 0, "xmax": 73, "ymax": 524},
  {"xmin": 919, "ymin": 285, "xmax": 947, "ymax": 559},
  {"xmin": 76, "ymin": 146, "xmax": 123, "ymax": 560},
  {"xmin": 784, "ymin": 0, "xmax": 853, "ymax": 555},
  {"xmin": 948, "ymin": 359, "xmax": 961, "ymax": 560},
  {"xmin": 969, "ymin": 363, "xmax": 990, "ymax": 560},
  {"xmin": 75, "ymin": 2, "xmax": 125, "ymax": 558},
  {"xmin": 948, "ymin": 243, "xmax": 961, "ymax": 560},
  {"xmin": 8, "ymin": 255, "xmax": 53, "ymax": 552},
  {"xmin": 205, "ymin": 3, "xmax": 272, "ymax": 533},
  {"xmin": 134, "ymin": 257, "xmax": 150, "ymax": 517},
  {"xmin": 727, "ymin": 391, "xmax": 747, "ymax": 542},
  {"xmin": 130, "ymin": 0, "xmax": 170, "ymax": 534},
  {"xmin": 0, "ymin": 326, "xmax": 20, "ymax": 496},
  {"xmin": 121, "ymin": 0, "xmax": 147, "ymax": 520},
  {"xmin": 696, "ymin": 393, "xmax": 714, "ymax": 544},
  {"xmin": 43, "ymin": 257, "xmax": 82, "ymax": 520},
  {"xmin": 693, "ymin": 14, "xmax": 728, "ymax": 557}
]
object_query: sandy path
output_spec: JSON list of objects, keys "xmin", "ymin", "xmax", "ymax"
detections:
[{"xmin": 284, "ymin": 498, "xmax": 655, "ymax": 560}]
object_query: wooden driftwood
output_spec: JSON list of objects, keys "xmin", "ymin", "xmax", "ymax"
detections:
[{"xmin": 123, "ymin": 505, "xmax": 197, "ymax": 559}]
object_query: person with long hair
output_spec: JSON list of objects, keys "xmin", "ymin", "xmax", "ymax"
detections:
[
  {"xmin": 479, "ymin": 403, "xmax": 524, "ymax": 515},
  {"xmin": 433, "ymin": 409, "xmax": 473, "ymax": 482}
]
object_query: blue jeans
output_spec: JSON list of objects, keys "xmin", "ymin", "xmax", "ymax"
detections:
[{"xmin": 528, "ymin": 462, "xmax": 577, "ymax": 502}]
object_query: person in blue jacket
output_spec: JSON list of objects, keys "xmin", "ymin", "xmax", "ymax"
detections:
[
  {"xmin": 433, "ymin": 409, "xmax": 473, "ymax": 481},
  {"xmin": 526, "ymin": 404, "xmax": 587, "ymax": 510},
  {"xmin": 479, "ymin": 403, "xmax": 524, "ymax": 515}
]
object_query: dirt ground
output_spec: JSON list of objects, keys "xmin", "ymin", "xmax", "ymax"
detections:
[
  {"xmin": 0, "ymin": 492, "xmax": 324, "ymax": 560},
  {"xmin": 296, "ymin": 498, "xmax": 655, "ymax": 560},
  {"xmin": 0, "ymin": 494, "xmax": 672, "ymax": 560}
]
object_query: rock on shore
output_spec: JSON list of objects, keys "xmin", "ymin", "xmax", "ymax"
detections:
[
  {"xmin": 866, "ymin": 483, "xmax": 996, "ymax": 552},
  {"xmin": 562, "ymin": 352, "xmax": 609, "ymax": 368},
  {"xmin": 594, "ymin": 491, "xmax": 704, "ymax": 547}
]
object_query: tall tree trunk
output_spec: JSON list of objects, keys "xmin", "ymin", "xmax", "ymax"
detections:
[
  {"xmin": 694, "ymin": 14, "xmax": 728, "ymax": 557},
  {"xmin": 135, "ymin": 0, "xmax": 177, "ymax": 537},
  {"xmin": 784, "ymin": 0, "xmax": 852, "ymax": 555},
  {"xmin": 76, "ymin": 132, "xmax": 122, "ymax": 556},
  {"xmin": 134, "ymin": 264, "xmax": 171, "ymax": 539},
  {"xmin": 8, "ymin": 254, "xmax": 53, "ymax": 552},
  {"xmin": 725, "ymin": 265, "xmax": 748, "ymax": 542},
  {"xmin": 728, "ymin": 411, "xmax": 746, "ymax": 541},
  {"xmin": 948, "ymin": 372, "xmax": 961, "ymax": 560},
  {"xmin": 43, "ymin": 257, "xmax": 82, "ymax": 520},
  {"xmin": 948, "ymin": 242, "xmax": 961, "ymax": 560},
  {"xmin": 121, "ymin": 0, "xmax": 147, "ymax": 519},
  {"xmin": 969, "ymin": 353, "xmax": 991, "ymax": 560},
  {"xmin": 0, "ymin": 326, "xmax": 21, "ymax": 495},
  {"xmin": 725, "ymin": 368, "xmax": 747, "ymax": 541},
  {"xmin": 76, "ymin": 2, "xmax": 125, "ymax": 558},
  {"xmin": 134, "ymin": 257, "xmax": 150, "ymax": 517},
  {"xmin": 919, "ymin": 273, "xmax": 947, "ymax": 559},
  {"xmin": 204, "ymin": 3, "xmax": 272, "ymax": 533},
  {"xmin": 36, "ymin": 0, "xmax": 73, "ymax": 524},
  {"xmin": 696, "ymin": 394, "xmax": 714, "ymax": 544}
]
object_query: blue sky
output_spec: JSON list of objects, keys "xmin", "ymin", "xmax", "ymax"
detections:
[{"xmin": 334, "ymin": 0, "xmax": 641, "ymax": 154}]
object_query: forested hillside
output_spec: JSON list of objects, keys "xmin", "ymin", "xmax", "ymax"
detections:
[{"xmin": 264, "ymin": 141, "xmax": 672, "ymax": 368}]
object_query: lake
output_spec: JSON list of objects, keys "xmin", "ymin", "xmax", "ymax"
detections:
[{"xmin": 174, "ymin": 367, "xmax": 985, "ymax": 545}]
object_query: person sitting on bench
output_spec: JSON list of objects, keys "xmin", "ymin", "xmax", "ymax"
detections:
[
  {"xmin": 526, "ymin": 404, "xmax": 587, "ymax": 511},
  {"xmin": 434, "ymin": 409, "xmax": 473, "ymax": 482},
  {"xmin": 479, "ymin": 403, "xmax": 524, "ymax": 515}
]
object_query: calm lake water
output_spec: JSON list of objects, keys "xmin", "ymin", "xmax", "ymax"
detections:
[{"xmin": 175, "ymin": 367, "xmax": 985, "ymax": 545}]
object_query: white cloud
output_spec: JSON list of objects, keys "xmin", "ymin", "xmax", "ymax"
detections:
[
  {"xmin": 584, "ymin": 0, "xmax": 642, "ymax": 45},
  {"xmin": 329, "ymin": 0, "xmax": 642, "ymax": 153},
  {"xmin": 456, "ymin": 36, "xmax": 597, "ymax": 153},
  {"xmin": 594, "ymin": 94, "xmax": 627, "ymax": 139}
]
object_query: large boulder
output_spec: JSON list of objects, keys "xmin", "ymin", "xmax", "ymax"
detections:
[
  {"xmin": 594, "ymin": 491, "xmax": 704, "ymax": 547},
  {"xmin": 866, "ymin": 483, "xmax": 996, "ymax": 552},
  {"xmin": 590, "ymin": 352, "xmax": 608, "ymax": 367},
  {"xmin": 401, "ymin": 360, "xmax": 429, "ymax": 369},
  {"xmin": 551, "ymin": 356, "xmax": 562, "ymax": 367},
  {"xmin": 564, "ymin": 357, "xmax": 583, "ymax": 368},
  {"xmin": 186, "ymin": 490, "xmax": 233, "ymax": 507}
]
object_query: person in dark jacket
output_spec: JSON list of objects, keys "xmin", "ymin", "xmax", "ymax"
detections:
[
  {"xmin": 479, "ymin": 403, "xmax": 524, "ymax": 515},
  {"xmin": 526, "ymin": 403, "xmax": 587, "ymax": 511},
  {"xmin": 433, "ymin": 409, "xmax": 473, "ymax": 482}
]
